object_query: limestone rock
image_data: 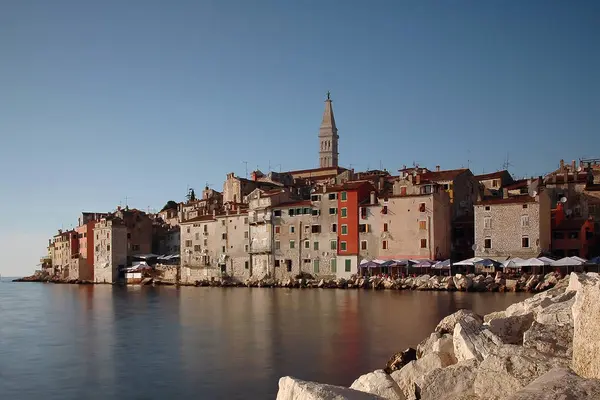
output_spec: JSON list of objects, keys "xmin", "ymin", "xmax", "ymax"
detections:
[
  {"xmin": 390, "ymin": 352, "xmax": 456, "ymax": 399},
  {"xmin": 472, "ymin": 345, "xmax": 570, "ymax": 400},
  {"xmin": 453, "ymin": 314, "xmax": 503, "ymax": 362},
  {"xmin": 418, "ymin": 359, "xmax": 480, "ymax": 400},
  {"xmin": 435, "ymin": 309, "xmax": 483, "ymax": 335},
  {"xmin": 523, "ymin": 321, "xmax": 573, "ymax": 359},
  {"xmin": 506, "ymin": 367, "xmax": 600, "ymax": 400},
  {"xmin": 276, "ymin": 376, "xmax": 385, "ymax": 400},
  {"xmin": 416, "ymin": 333, "xmax": 440, "ymax": 359},
  {"xmin": 483, "ymin": 310, "xmax": 506, "ymax": 324},
  {"xmin": 453, "ymin": 274, "xmax": 472, "ymax": 291},
  {"xmin": 350, "ymin": 369, "xmax": 406, "ymax": 400},
  {"xmin": 534, "ymin": 295, "xmax": 575, "ymax": 326},
  {"xmin": 472, "ymin": 275, "xmax": 487, "ymax": 292},
  {"xmin": 416, "ymin": 333, "xmax": 455, "ymax": 362},
  {"xmin": 566, "ymin": 271, "xmax": 599, "ymax": 293},
  {"xmin": 486, "ymin": 312, "xmax": 534, "ymax": 345},
  {"xmin": 384, "ymin": 348, "xmax": 417, "ymax": 374},
  {"xmin": 572, "ymin": 276, "xmax": 600, "ymax": 379}
]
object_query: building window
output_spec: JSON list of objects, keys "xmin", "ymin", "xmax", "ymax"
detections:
[
  {"xmin": 420, "ymin": 239, "xmax": 427, "ymax": 248},
  {"xmin": 127, "ymin": 233, "xmax": 131, "ymax": 239},
  {"xmin": 522, "ymin": 237, "xmax": 529, "ymax": 248},
  {"xmin": 331, "ymin": 258, "xmax": 337, "ymax": 273},
  {"xmin": 382, "ymin": 240, "xmax": 388, "ymax": 250},
  {"xmin": 341, "ymin": 208, "xmax": 347, "ymax": 218},
  {"xmin": 330, "ymin": 240, "xmax": 337, "ymax": 250},
  {"xmin": 290, "ymin": 240, "xmax": 295, "ymax": 249},
  {"xmin": 311, "ymin": 194, "xmax": 321, "ymax": 202},
  {"xmin": 244, "ymin": 244, "xmax": 249, "ymax": 252},
  {"xmin": 203, "ymin": 225, "xmax": 208, "ymax": 233},
  {"xmin": 311, "ymin": 209, "xmax": 320, "ymax": 216},
  {"xmin": 245, "ymin": 261, "xmax": 249, "ymax": 269},
  {"xmin": 492, "ymin": 179, "xmax": 499, "ymax": 188},
  {"xmin": 244, "ymin": 217, "xmax": 248, "ymax": 224},
  {"xmin": 185, "ymin": 240, "xmax": 192, "ymax": 247},
  {"xmin": 340, "ymin": 241, "xmax": 347, "ymax": 251},
  {"xmin": 107, "ymin": 245, "xmax": 110, "ymax": 251},
  {"xmin": 295, "ymin": 208, "xmax": 302, "ymax": 215},
  {"xmin": 419, "ymin": 203, "xmax": 426, "ymax": 212},
  {"xmin": 286, "ymin": 260, "xmax": 292, "ymax": 272},
  {"xmin": 311, "ymin": 225, "xmax": 321, "ymax": 233},
  {"xmin": 521, "ymin": 215, "xmax": 529, "ymax": 227},
  {"xmin": 274, "ymin": 210, "xmax": 282, "ymax": 217},
  {"xmin": 244, "ymin": 231, "xmax": 249, "ymax": 238},
  {"xmin": 484, "ymin": 216, "xmax": 492, "ymax": 229},
  {"xmin": 341, "ymin": 191, "xmax": 347, "ymax": 201},
  {"xmin": 275, "ymin": 241, "xmax": 280, "ymax": 250},
  {"xmin": 522, "ymin": 204, "xmax": 528, "ymax": 209},
  {"xmin": 186, "ymin": 227, "xmax": 190, "ymax": 233},
  {"xmin": 341, "ymin": 225, "xmax": 348, "ymax": 235},
  {"xmin": 303, "ymin": 207, "xmax": 311, "ymax": 215},
  {"xmin": 195, "ymin": 232, "xmax": 200, "ymax": 240},
  {"xmin": 568, "ymin": 231, "xmax": 579, "ymax": 239},
  {"xmin": 203, "ymin": 239, "xmax": 208, "ymax": 246},
  {"xmin": 289, "ymin": 226, "xmax": 295, "ymax": 234},
  {"xmin": 485, "ymin": 206, "xmax": 491, "ymax": 211},
  {"xmin": 314, "ymin": 241, "xmax": 319, "ymax": 250},
  {"xmin": 383, "ymin": 223, "xmax": 388, "ymax": 232},
  {"xmin": 304, "ymin": 240, "xmax": 310, "ymax": 249},
  {"xmin": 221, "ymin": 246, "xmax": 226, "ymax": 253},
  {"xmin": 331, "ymin": 223, "xmax": 337, "ymax": 232},
  {"xmin": 360, "ymin": 207, "xmax": 367, "ymax": 219},
  {"xmin": 222, "ymin": 233, "xmax": 227, "ymax": 240},
  {"xmin": 275, "ymin": 260, "xmax": 280, "ymax": 267},
  {"xmin": 419, "ymin": 220, "xmax": 426, "ymax": 230},
  {"xmin": 313, "ymin": 259, "xmax": 320, "ymax": 273},
  {"xmin": 132, "ymin": 244, "xmax": 140, "ymax": 251},
  {"xmin": 194, "ymin": 245, "xmax": 201, "ymax": 252},
  {"xmin": 328, "ymin": 193, "xmax": 337, "ymax": 200},
  {"xmin": 221, "ymin": 220, "xmax": 225, "ymax": 226},
  {"xmin": 345, "ymin": 259, "xmax": 351, "ymax": 272},
  {"xmin": 361, "ymin": 240, "xmax": 367, "ymax": 250},
  {"xmin": 484, "ymin": 238, "xmax": 492, "ymax": 249},
  {"xmin": 358, "ymin": 224, "xmax": 369, "ymax": 233},
  {"xmin": 289, "ymin": 209, "xmax": 295, "ymax": 216},
  {"xmin": 329, "ymin": 207, "xmax": 337, "ymax": 215}
]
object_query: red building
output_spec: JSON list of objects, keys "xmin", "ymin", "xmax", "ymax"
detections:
[{"xmin": 552, "ymin": 202, "xmax": 596, "ymax": 258}]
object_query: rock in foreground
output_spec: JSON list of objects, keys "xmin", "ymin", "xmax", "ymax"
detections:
[
  {"xmin": 506, "ymin": 367, "xmax": 600, "ymax": 399},
  {"xmin": 276, "ymin": 377, "xmax": 384, "ymax": 400}
]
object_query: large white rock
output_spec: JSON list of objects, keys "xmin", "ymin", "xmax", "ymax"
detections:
[
  {"xmin": 276, "ymin": 376, "xmax": 385, "ymax": 400},
  {"xmin": 453, "ymin": 315, "xmax": 503, "ymax": 362},
  {"xmin": 483, "ymin": 310, "xmax": 506, "ymax": 323},
  {"xmin": 572, "ymin": 276, "xmax": 600, "ymax": 379},
  {"xmin": 350, "ymin": 370, "xmax": 406, "ymax": 400},
  {"xmin": 416, "ymin": 333, "xmax": 455, "ymax": 362},
  {"xmin": 435, "ymin": 309, "xmax": 483, "ymax": 335},
  {"xmin": 452, "ymin": 274, "xmax": 472, "ymax": 291},
  {"xmin": 566, "ymin": 271, "xmax": 599, "ymax": 292},
  {"xmin": 472, "ymin": 345, "xmax": 570, "ymax": 400},
  {"xmin": 432, "ymin": 333, "xmax": 456, "ymax": 363},
  {"xmin": 534, "ymin": 295, "xmax": 575, "ymax": 326},
  {"xmin": 416, "ymin": 332, "xmax": 441, "ymax": 358},
  {"xmin": 486, "ymin": 312, "xmax": 534, "ymax": 345},
  {"xmin": 390, "ymin": 352, "xmax": 456, "ymax": 400},
  {"xmin": 523, "ymin": 320, "xmax": 573, "ymax": 358},
  {"xmin": 506, "ymin": 367, "xmax": 600, "ymax": 399},
  {"xmin": 418, "ymin": 359, "xmax": 480, "ymax": 400}
]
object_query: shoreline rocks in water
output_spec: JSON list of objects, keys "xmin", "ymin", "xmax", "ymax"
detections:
[
  {"xmin": 276, "ymin": 272, "xmax": 600, "ymax": 399},
  {"xmin": 14, "ymin": 271, "xmax": 564, "ymax": 294}
]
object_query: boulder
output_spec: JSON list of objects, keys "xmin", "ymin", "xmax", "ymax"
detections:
[
  {"xmin": 453, "ymin": 314, "xmax": 503, "ymax": 362},
  {"xmin": 483, "ymin": 310, "xmax": 507, "ymax": 324},
  {"xmin": 534, "ymin": 295, "xmax": 575, "ymax": 326},
  {"xmin": 416, "ymin": 333, "xmax": 440, "ymax": 359},
  {"xmin": 486, "ymin": 312, "xmax": 534, "ymax": 345},
  {"xmin": 276, "ymin": 377, "xmax": 385, "ymax": 400},
  {"xmin": 523, "ymin": 321, "xmax": 573, "ymax": 358},
  {"xmin": 390, "ymin": 352, "xmax": 456, "ymax": 399},
  {"xmin": 566, "ymin": 271, "xmax": 599, "ymax": 292},
  {"xmin": 505, "ymin": 279, "xmax": 518, "ymax": 291},
  {"xmin": 472, "ymin": 345, "xmax": 570, "ymax": 400},
  {"xmin": 350, "ymin": 369, "xmax": 406, "ymax": 400},
  {"xmin": 384, "ymin": 348, "xmax": 417, "ymax": 374},
  {"xmin": 418, "ymin": 359, "xmax": 480, "ymax": 400},
  {"xmin": 472, "ymin": 275, "xmax": 487, "ymax": 292},
  {"xmin": 416, "ymin": 332, "xmax": 455, "ymax": 362},
  {"xmin": 506, "ymin": 367, "xmax": 600, "ymax": 400},
  {"xmin": 435, "ymin": 309, "xmax": 483, "ymax": 335},
  {"xmin": 572, "ymin": 275, "xmax": 600, "ymax": 379},
  {"xmin": 452, "ymin": 274, "xmax": 472, "ymax": 291},
  {"xmin": 383, "ymin": 279, "xmax": 396, "ymax": 290},
  {"xmin": 317, "ymin": 279, "xmax": 325, "ymax": 288}
]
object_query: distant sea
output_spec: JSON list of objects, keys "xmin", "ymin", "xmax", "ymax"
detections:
[{"xmin": 0, "ymin": 282, "xmax": 530, "ymax": 399}]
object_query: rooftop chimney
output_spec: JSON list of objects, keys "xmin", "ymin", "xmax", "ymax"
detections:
[
  {"xmin": 436, "ymin": 165, "xmax": 440, "ymax": 172},
  {"xmin": 560, "ymin": 159, "xmax": 565, "ymax": 170},
  {"xmin": 571, "ymin": 160, "xmax": 576, "ymax": 171},
  {"xmin": 370, "ymin": 191, "xmax": 376, "ymax": 205}
]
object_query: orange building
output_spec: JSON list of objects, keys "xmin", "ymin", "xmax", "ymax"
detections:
[{"xmin": 552, "ymin": 202, "xmax": 596, "ymax": 258}]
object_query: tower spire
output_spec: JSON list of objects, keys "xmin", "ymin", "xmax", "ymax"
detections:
[{"xmin": 318, "ymin": 92, "xmax": 339, "ymax": 168}]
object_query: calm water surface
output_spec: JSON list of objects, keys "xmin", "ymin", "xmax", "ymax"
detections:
[{"xmin": 0, "ymin": 280, "xmax": 530, "ymax": 399}]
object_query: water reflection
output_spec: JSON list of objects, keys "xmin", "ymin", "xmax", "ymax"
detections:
[{"xmin": 0, "ymin": 284, "xmax": 530, "ymax": 399}]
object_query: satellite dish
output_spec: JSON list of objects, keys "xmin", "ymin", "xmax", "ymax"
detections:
[
  {"xmin": 310, "ymin": 188, "xmax": 316, "ymax": 193},
  {"xmin": 577, "ymin": 167, "xmax": 582, "ymax": 172},
  {"xmin": 560, "ymin": 197, "xmax": 568, "ymax": 203},
  {"xmin": 471, "ymin": 244, "xmax": 478, "ymax": 251},
  {"xmin": 532, "ymin": 191, "xmax": 537, "ymax": 197}
]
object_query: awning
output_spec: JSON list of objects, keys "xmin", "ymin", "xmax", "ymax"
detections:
[
  {"xmin": 551, "ymin": 257, "xmax": 584, "ymax": 267},
  {"xmin": 453, "ymin": 257, "xmax": 484, "ymax": 266},
  {"xmin": 432, "ymin": 259, "xmax": 451, "ymax": 269}
]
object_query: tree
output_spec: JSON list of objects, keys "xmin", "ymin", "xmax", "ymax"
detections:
[{"xmin": 161, "ymin": 200, "xmax": 178, "ymax": 212}]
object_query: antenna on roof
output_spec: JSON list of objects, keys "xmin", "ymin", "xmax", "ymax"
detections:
[{"xmin": 502, "ymin": 153, "xmax": 513, "ymax": 171}]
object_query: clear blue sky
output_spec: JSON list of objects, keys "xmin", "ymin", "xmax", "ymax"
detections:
[{"xmin": 1, "ymin": 1, "xmax": 598, "ymax": 276}]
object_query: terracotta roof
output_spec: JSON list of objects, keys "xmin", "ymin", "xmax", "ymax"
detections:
[
  {"xmin": 324, "ymin": 180, "xmax": 374, "ymax": 193},
  {"xmin": 555, "ymin": 219, "xmax": 590, "ymax": 231},
  {"xmin": 285, "ymin": 166, "xmax": 347, "ymax": 175},
  {"xmin": 181, "ymin": 215, "xmax": 217, "ymax": 224},
  {"xmin": 474, "ymin": 170, "xmax": 510, "ymax": 181},
  {"xmin": 545, "ymin": 173, "xmax": 589, "ymax": 184},
  {"xmin": 262, "ymin": 189, "xmax": 285, "ymax": 197},
  {"xmin": 476, "ymin": 195, "xmax": 537, "ymax": 206},
  {"xmin": 505, "ymin": 179, "xmax": 528, "ymax": 190},
  {"xmin": 421, "ymin": 169, "xmax": 469, "ymax": 182}
]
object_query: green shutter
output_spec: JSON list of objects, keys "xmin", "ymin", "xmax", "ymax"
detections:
[
  {"xmin": 314, "ymin": 241, "xmax": 319, "ymax": 250},
  {"xmin": 345, "ymin": 259, "xmax": 351, "ymax": 272},
  {"xmin": 330, "ymin": 240, "xmax": 337, "ymax": 250},
  {"xmin": 313, "ymin": 259, "xmax": 320, "ymax": 273},
  {"xmin": 341, "ymin": 191, "xmax": 347, "ymax": 201},
  {"xmin": 341, "ymin": 208, "xmax": 347, "ymax": 217},
  {"xmin": 331, "ymin": 258, "xmax": 337, "ymax": 273}
]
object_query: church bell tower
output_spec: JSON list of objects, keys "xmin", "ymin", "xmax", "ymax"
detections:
[{"xmin": 318, "ymin": 92, "xmax": 339, "ymax": 168}]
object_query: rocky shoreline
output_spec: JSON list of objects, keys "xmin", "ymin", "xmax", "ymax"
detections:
[
  {"xmin": 13, "ymin": 272, "xmax": 561, "ymax": 293},
  {"xmin": 276, "ymin": 272, "xmax": 600, "ymax": 399}
]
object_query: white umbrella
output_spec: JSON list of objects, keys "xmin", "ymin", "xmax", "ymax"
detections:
[
  {"xmin": 536, "ymin": 257, "xmax": 555, "ymax": 265},
  {"xmin": 453, "ymin": 257, "xmax": 484, "ymax": 266},
  {"xmin": 551, "ymin": 257, "xmax": 584, "ymax": 267},
  {"xmin": 571, "ymin": 256, "xmax": 587, "ymax": 263}
]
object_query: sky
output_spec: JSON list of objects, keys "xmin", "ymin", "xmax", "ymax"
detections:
[{"xmin": 1, "ymin": 0, "xmax": 599, "ymax": 276}]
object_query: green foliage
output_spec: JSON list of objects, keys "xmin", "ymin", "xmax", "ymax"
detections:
[{"xmin": 161, "ymin": 200, "xmax": 178, "ymax": 212}]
